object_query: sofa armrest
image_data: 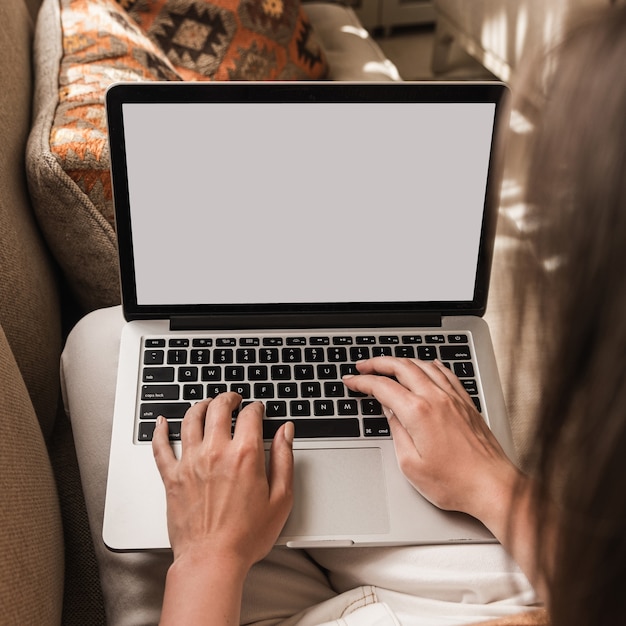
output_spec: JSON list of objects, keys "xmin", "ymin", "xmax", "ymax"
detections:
[{"xmin": 306, "ymin": 2, "xmax": 401, "ymax": 80}]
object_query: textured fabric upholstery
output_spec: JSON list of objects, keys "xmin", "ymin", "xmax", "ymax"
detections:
[
  {"xmin": 0, "ymin": 0, "xmax": 62, "ymax": 440},
  {"xmin": 0, "ymin": 326, "xmax": 64, "ymax": 624}
]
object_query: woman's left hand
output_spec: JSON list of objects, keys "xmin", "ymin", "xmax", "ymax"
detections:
[{"xmin": 152, "ymin": 394, "xmax": 294, "ymax": 570}]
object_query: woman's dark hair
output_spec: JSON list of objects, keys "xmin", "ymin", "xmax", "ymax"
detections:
[{"xmin": 515, "ymin": 6, "xmax": 626, "ymax": 625}]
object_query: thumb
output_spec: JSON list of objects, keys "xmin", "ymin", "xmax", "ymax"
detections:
[{"xmin": 268, "ymin": 422, "xmax": 295, "ymax": 512}]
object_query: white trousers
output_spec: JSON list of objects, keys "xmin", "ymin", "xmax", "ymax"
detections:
[{"xmin": 61, "ymin": 306, "xmax": 538, "ymax": 625}]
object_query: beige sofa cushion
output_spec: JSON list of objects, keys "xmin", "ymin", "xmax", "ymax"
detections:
[{"xmin": 0, "ymin": 326, "xmax": 64, "ymax": 624}]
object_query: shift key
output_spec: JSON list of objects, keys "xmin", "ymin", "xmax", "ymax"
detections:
[
  {"xmin": 141, "ymin": 385, "xmax": 180, "ymax": 400},
  {"xmin": 140, "ymin": 402, "xmax": 190, "ymax": 419}
]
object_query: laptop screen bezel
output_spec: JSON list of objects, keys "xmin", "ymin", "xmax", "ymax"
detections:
[{"xmin": 106, "ymin": 81, "xmax": 508, "ymax": 324}]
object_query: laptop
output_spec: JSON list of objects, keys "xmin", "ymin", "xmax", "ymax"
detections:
[{"xmin": 103, "ymin": 81, "xmax": 514, "ymax": 551}]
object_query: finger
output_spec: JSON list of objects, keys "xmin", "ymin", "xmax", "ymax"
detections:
[
  {"xmin": 202, "ymin": 392, "xmax": 242, "ymax": 446},
  {"xmin": 232, "ymin": 401, "xmax": 265, "ymax": 445},
  {"xmin": 343, "ymin": 369, "xmax": 422, "ymax": 417},
  {"xmin": 354, "ymin": 357, "xmax": 449, "ymax": 396},
  {"xmin": 152, "ymin": 416, "xmax": 176, "ymax": 480},
  {"xmin": 268, "ymin": 422, "xmax": 295, "ymax": 513},
  {"xmin": 432, "ymin": 359, "xmax": 476, "ymax": 404},
  {"xmin": 180, "ymin": 399, "xmax": 212, "ymax": 449}
]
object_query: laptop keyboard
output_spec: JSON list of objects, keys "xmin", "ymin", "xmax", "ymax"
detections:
[{"xmin": 137, "ymin": 332, "xmax": 482, "ymax": 443}]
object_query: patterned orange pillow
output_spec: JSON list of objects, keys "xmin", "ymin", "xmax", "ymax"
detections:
[
  {"xmin": 117, "ymin": 0, "xmax": 329, "ymax": 80},
  {"xmin": 51, "ymin": 0, "xmax": 182, "ymax": 230}
]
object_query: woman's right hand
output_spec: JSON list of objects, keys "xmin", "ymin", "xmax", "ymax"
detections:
[{"xmin": 342, "ymin": 357, "xmax": 521, "ymax": 525}]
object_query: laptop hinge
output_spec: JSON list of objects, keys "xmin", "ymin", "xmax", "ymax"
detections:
[{"xmin": 169, "ymin": 312, "xmax": 443, "ymax": 331}]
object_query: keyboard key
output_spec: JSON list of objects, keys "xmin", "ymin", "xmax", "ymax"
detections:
[
  {"xmin": 328, "ymin": 347, "xmax": 347, "ymax": 362},
  {"xmin": 240, "ymin": 337, "xmax": 260, "ymax": 346},
  {"xmin": 278, "ymin": 383, "xmax": 298, "ymax": 398},
  {"xmin": 453, "ymin": 362, "xmax": 475, "ymax": 378},
  {"xmin": 169, "ymin": 338, "xmax": 189, "ymax": 347},
  {"xmin": 216, "ymin": 338, "xmax": 237, "ymax": 346},
  {"xmin": 417, "ymin": 346, "xmax": 437, "ymax": 360},
  {"xmin": 340, "ymin": 364, "xmax": 358, "ymax": 377},
  {"xmin": 138, "ymin": 422, "xmax": 157, "ymax": 441},
  {"xmin": 254, "ymin": 383, "xmax": 275, "ymax": 399},
  {"xmin": 314, "ymin": 400, "xmax": 335, "ymax": 416},
  {"xmin": 144, "ymin": 350, "xmax": 164, "ymax": 365},
  {"xmin": 372, "ymin": 346, "xmax": 392, "ymax": 357},
  {"xmin": 333, "ymin": 336, "xmax": 353, "ymax": 345},
  {"xmin": 236, "ymin": 348, "xmax": 256, "ymax": 363},
  {"xmin": 141, "ymin": 385, "xmax": 179, "ymax": 400},
  {"xmin": 263, "ymin": 337, "xmax": 283, "ymax": 346},
  {"xmin": 183, "ymin": 384, "xmax": 203, "ymax": 400},
  {"xmin": 363, "ymin": 417, "xmax": 391, "ymax": 437},
  {"xmin": 287, "ymin": 337, "xmax": 307, "ymax": 345},
  {"xmin": 324, "ymin": 382, "xmax": 345, "ymax": 397},
  {"xmin": 290, "ymin": 400, "xmax": 311, "ymax": 416},
  {"xmin": 394, "ymin": 345, "xmax": 415, "ymax": 358},
  {"xmin": 225, "ymin": 366, "xmax": 245, "ymax": 381},
  {"xmin": 201, "ymin": 366, "xmax": 222, "ymax": 381},
  {"xmin": 145, "ymin": 338, "xmax": 166, "ymax": 348},
  {"xmin": 192, "ymin": 338, "xmax": 213, "ymax": 347},
  {"xmin": 439, "ymin": 345, "xmax": 471, "ymax": 360},
  {"xmin": 265, "ymin": 401, "xmax": 287, "ymax": 417},
  {"xmin": 338, "ymin": 399, "xmax": 358, "ymax": 415},
  {"xmin": 248, "ymin": 365, "xmax": 269, "ymax": 380},
  {"xmin": 260, "ymin": 348, "xmax": 279, "ymax": 363},
  {"xmin": 317, "ymin": 364, "xmax": 337, "ymax": 379},
  {"xmin": 379, "ymin": 336, "xmax": 399, "ymax": 344},
  {"xmin": 350, "ymin": 346, "xmax": 370, "ymax": 361},
  {"xmin": 448, "ymin": 334, "xmax": 468, "ymax": 343},
  {"xmin": 310, "ymin": 336, "xmax": 330, "ymax": 345},
  {"xmin": 139, "ymin": 402, "xmax": 190, "ymax": 419},
  {"xmin": 167, "ymin": 349, "xmax": 188, "ymax": 364},
  {"xmin": 207, "ymin": 384, "xmax": 227, "ymax": 397},
  {"xmin": 190, "ymin": 349, "xmax": 210, "ymax": 364},
  {"xmin": 301, "ymin": 382, "xmax": 322, "ymax": 398},
  {"xmin": 361, "ymin": 398, "xmax": 383, "ymax": 415},
  {"xmin": 142, "ymin": 367, "xmax": 174, "ymax": 382},
  {"xmin": 213, "ymin": 349, "xmax": 234, "ymax": 364},
  {"xmin": 425, "ymin": 335, "xmax": 445, "ymax": 343},
  {"xmin": 282, "ymin": 347, "xmax": 302, "ymax": 362},
  {"xmin": 263, "ymin": 418, "xmax": 360, "ymax": 439},
  {"xmin": 271, "ymin": 365, "xmax": 291, "ymax": 380},
  {"xmin": 230, "ymin": 383, "xmax": 251, "ymax": 399},
  {"xmin": 304, "ymin": 347, "xmax": 325, "ymax": 362},
  {"xmin": 401, "ymin": 335, "xmax": 423, "ymax": 344},
  {"xmin": 356, "ymin": 336, "xmax": 376, "ymax": 344},
  {"xmin": 178, "ymin": 367, "xmax": 199, "ymax": 382},
  {"xmin": 471, "ymin": 397, "xmax": 482, "ymax": 412},
  {"xmin": 462, "ymin": 379, "xmax": 478, "ymax": 395},
  {"xmin": 294, "ymin": 365, "xmax": 314, "ymax": 380}
]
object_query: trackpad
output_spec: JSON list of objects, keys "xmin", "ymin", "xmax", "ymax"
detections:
[{"xmin": 281, "ymin": 448, "xmax": 390, "ymax": 538}]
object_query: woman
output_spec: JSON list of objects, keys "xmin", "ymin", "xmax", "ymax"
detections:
[{"xmin": 151, "ymin": 6, "xmax": 626, "ymax": 624}]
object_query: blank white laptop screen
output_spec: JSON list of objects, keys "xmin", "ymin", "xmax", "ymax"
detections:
[{"xmin": 121, "ymin": 102, "xmax": 495, "ymax": 307}]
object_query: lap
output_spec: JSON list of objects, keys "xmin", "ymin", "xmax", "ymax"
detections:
[{"xmin": 61, "ymin": 306, "xmax": 538, "ymax": 626}]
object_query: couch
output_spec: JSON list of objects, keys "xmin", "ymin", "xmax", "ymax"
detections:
[{"xmin": 0, "ymin": 0, "xmax": 544, "ymax": 623}]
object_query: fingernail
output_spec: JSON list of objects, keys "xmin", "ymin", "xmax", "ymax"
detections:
[
  {"xmin": 284, "ymin": 421, "xmax": 295, "ymax": 446},
  {"xmin": 156, "ymin": 415, "xmax": 164, "ymax": 426},
  {"xmin": 342, "ymin": 374, "xmax": 355, "ymax": 380}
]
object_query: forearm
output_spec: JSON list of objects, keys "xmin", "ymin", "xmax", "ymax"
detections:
[
  {"xmin": 476, "ymin": 471, "xmax": 550, "ymax": 601},
  {"xmin": 160, "ymin": 552, "xmax": 249, "ymax": 625}
]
